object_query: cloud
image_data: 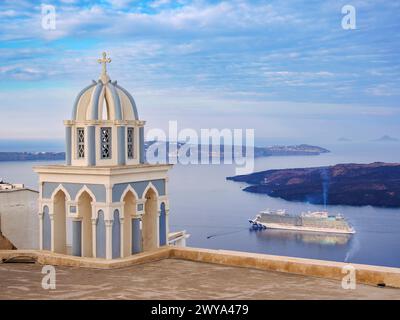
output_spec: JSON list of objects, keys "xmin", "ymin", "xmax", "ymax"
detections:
[
  {"xmin": 0, "ymin": 63, "xmax": 56, "ymax": 81},
  {"xmin": 0, "ymin": 0, "xmax": 399, "ymax": 142},
  {"xmin": 60, "ymin": 0, "xmax": 79, "ymax": 4},
  {"xmin": 366, "ymin": 85, "xmax": 399, "ymax": 97},
  {"xmin": 106, "ymin": 0, "xmax": 135, "ymax": 9},
  {"xmin": 150, "ymin": 0, "xmax": 171, "ymax": 8},
  {"xmin": 0, "ymin": 9, "xmax": 18, "ymax": 17},
  {"xmin": 0, "ymin": 1, "xmax": 304, "ymax": 42}
]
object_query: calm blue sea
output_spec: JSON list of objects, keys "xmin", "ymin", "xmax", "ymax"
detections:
[{"xmin": 1, "ymin": 141, "xmax": 400, "ymax": 268}]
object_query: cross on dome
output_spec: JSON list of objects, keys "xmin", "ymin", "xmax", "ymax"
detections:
[{"xmin": 98, "ymin": 51, "xmax": 112, "ymax": 83}]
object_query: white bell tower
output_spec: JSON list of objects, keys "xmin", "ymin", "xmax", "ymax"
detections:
[{"xmin": 34, "ymin": 52, "xmax": 172, "ymax": 260}]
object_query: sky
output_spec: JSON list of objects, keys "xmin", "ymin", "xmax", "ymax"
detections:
[{"xmin": 0, "ymin": 0, "xmax": 399, "ymax": 145}]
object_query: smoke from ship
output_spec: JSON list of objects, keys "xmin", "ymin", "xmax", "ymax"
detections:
[{"xmin": 320, "ymin": 167, "xmax": 330, "ymax": 207}]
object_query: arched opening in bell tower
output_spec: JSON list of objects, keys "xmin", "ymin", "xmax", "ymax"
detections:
[
  {"xmin": 122, "ymin": 190, "xmax": 137, "ymax": 256},
  {"xmin": 112, "ymin": 209, "xmax": 121, "ymax": 259},
  {"xmin": 53, "ymin": 189, "xmax": 67, "ymax": 254},
  {"xmin": 77, "ymin": 191, "xmax": 94, "ymax": 257}
]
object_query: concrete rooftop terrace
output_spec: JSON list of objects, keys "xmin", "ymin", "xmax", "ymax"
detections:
[
  {"xmin": 1, "ymin": 247, "xmax": 400, "ymax": 299},
  {"xmin": 0, "ymin": 259, "xmax": 399, "ymax": 300}
]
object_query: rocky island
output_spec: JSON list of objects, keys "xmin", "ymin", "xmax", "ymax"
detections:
[
  {"xmin": 227, "ymin": 162, "xmax": 400, "ymax": 208},
  {"xmin": 253, "ymin": 144, "xmax": 329, "ymax": 157}
]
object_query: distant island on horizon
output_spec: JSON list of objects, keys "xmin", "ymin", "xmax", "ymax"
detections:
[
  {"xmin": 374, "ymin": 135, "xmax": 399, "ymax": 142},
  {"xmin": 336, "ymin": 135, "xmax": 400, "ymax": 142},
  {"xmin": 0, "ymin": 152, "xmax": 65, "ymax": 162},
  {"xmin": 337, "ymin": 137, "xmax": 352, "ymax": 142},
  {"xmin": 0, "ymin": 143, "xmax": 329, "ymax": 162},
  {"xmin": 227, "ymin": 162, "xmax": 400, "ymax": 208}
]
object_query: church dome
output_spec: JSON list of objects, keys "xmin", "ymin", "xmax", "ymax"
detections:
[{"xmin": 71, "ymin": 79, "xmax": 139, "ymax": 121}]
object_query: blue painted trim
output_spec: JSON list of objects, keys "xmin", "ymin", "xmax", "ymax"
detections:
[
  {"xmin": 139, "ymin": 127, "xmax": 145, "ymax": 164},
  {"xmin": 87, "ymin": 126, "xmax": 96, "ymax": 166},
  {"xmin": 112, "ymin": 179, "xmax": 166, "ymax": 202},
  {"xmin": 42, "ymin": 206, "xmax": 51, "ymax": 250},
  {"xmin": 112, "ymin": 210, "xmax": 121, "ymax": 259},
  {"xmin": 159, "ymin": 202, "xmax": 167, "ymax": 246},
  {"xmin": 65, "ymin": 126, "xmax": 71, "ymax": 165},
  {"xmin": 90, "ymin": 82, "xmax": 103, "ymax": 120},
  {"xmin": 71, "ymin": 81, "xmax": 96, "ymax": 119},
  {"xmin": 42, "ymin": 182, "xmax": 106, "ymax": 202},
  {"xmin": 72, "ymin": 220, "xmax": 82, "ymax": 256},
  {"xmin": 132, "ymin": 217, "xmax": 142, "ymax": 254},
  {"xmin": 96, "ymin": 210, "xmax": 106, "ymax": 258},
  {"xmin": 117, "ymin": 126, "xmax": 126, "ymax": 165},
  {"xmin": 107, "ymin": 83, "xmax": 122, "ymax": 120},
  {"xmin": 115, "ymin": 84, "xmax": 139, "ymax": 119}
]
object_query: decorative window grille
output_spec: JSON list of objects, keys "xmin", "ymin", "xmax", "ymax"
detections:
[
  {"xmin": 100, "ymin": 127, "xmax": 112, "ymax": 159},
  {"xmin": 77, "ymin": 128, "xmax": 85, "ymax": 158},
  {"xmin": 127, "ymin": 127, "xmax": 134, "ymax": 159}
]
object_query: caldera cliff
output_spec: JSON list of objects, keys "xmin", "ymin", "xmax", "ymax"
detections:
[{"xmin": 227, "ymin": 162, "xmax": 400, "ymax": 208}]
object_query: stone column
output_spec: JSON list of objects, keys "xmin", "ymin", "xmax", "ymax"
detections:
[
  {"xmin": 166, "ymin": 208, "xmax": 170, "ymax": 246},
  {"xmin": 49, "ymin": 214, "xmax": 55, "ymax": 252},
  {"xmin": 157, "ymin": 210, "xmax": 161, "ymax": 247},
  {"xmin": 132, "ymin": 214, "xmax": 142, "ymax": 254},
  {"xmin": 119, "ymin": 217, "xmax": 124, "ymax": 258},
  {"xmin": 91, "ymin": 218, "xmax": 97, "ymax": 258},
  {"xmin": 72, "ymin": 218, "xmax": 82, "ymax": 256},
  {"xmin": 38, "ymin": 212, "xmax": 43, "ymax": 250},
  {"xmin": 105, "ymin": 220, "xmax": 113, "ymax": 260}
]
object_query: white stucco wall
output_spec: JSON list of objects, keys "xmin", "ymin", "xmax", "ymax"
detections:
[{"xmin": 0, "ymin": 189, "xmax": 39, "ymax": 249}]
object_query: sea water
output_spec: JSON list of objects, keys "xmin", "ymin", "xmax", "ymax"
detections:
[{"xmin": 1, "ymin": 142, "xmax": 399, "ymax": 267}]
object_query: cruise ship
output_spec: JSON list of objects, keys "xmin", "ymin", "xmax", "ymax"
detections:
[{"xmin": 249, "ymin": 209, "xmax": 355, "ymax": 234}]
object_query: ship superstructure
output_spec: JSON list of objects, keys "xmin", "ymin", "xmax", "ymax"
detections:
[{"xmin": 249, "ymin": 209, "xmax": 355, "ymax": 234}]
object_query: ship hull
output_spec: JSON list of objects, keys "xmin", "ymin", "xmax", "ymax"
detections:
[{"xmin": 256, "ymin": 221, "xmax": 355, "ymax": 234}]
